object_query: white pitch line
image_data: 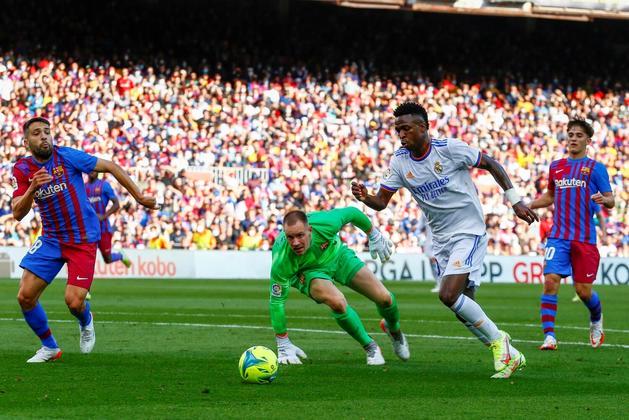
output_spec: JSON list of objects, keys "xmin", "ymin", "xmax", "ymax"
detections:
[
  {"xmin": 1, "ymin": 317, "xmax": 628, "ymax": 349},
  {"xmin": 2, "ymin": 310, "xmax": 627, "ymax": 334}
]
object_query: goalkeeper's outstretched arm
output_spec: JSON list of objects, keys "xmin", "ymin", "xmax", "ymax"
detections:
[{"xmin": 269, "ymin": 273, "xmax": 307, "ymax": 364}]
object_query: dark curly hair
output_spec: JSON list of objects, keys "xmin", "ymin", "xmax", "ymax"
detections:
[{"xmin": 393, "ymin": 102, "xmax": 428, "ymax": 124}]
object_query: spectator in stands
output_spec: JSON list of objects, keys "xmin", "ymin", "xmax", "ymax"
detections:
[{"xmin": 0, "ymin": 0, "xmax": 626, "ymax": 256}]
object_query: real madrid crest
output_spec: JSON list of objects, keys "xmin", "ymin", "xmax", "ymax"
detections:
[
  {"xmin": 434, "ymin": 161, "xmax": 443, "ymax": 174},
  {"xmin": 383, "ymin": 168, "xmax": 392, "ymax": 180}
]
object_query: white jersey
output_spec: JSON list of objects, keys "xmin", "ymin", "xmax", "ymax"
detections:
[{"xmin": 381, "ymin": 138, "xmax": 486, "ymax": 243}]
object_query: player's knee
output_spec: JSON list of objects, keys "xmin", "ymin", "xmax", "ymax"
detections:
[
  {"xmin": 17, "ymin": 291, "xmax": 37, "ymax": 310},
  {"xmin": 326, "ymin": 296, "xmax": 347, "ymax": 313},
  {"xmin": 103, "ymin": 254, "xmax": 112, "ymax": 263},
  {"xmin": 438, "ymin": 288, "xmax": 459, "ymax": 307},
  {"xmin": 575, "ymin": 287, "xmax": 591, "ymax": 301},
  {"xmin": 543, "ymin": 282, "xmax": 559, "ymax": 295},
  {"xmin": 65, "ymin": 295, "xmax": 84, "ymax": 313}
]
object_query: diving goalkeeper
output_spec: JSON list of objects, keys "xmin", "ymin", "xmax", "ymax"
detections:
[{"xmin": 269, "ymin": 207, "xmax": 409, "ymax": 366}]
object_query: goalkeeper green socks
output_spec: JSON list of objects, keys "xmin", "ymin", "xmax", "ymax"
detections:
[
  {"xmin": 332, "ymin": 305, "xmax": 372, "ymax": 347},
  {"xmin": 377, "ymin": 292, "xmax": 401, "ymax": 333}
]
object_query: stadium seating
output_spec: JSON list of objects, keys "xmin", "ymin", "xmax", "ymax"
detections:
[{"xmin": 0, "ymin": 0, "xmax": 626, "ymax": 256}]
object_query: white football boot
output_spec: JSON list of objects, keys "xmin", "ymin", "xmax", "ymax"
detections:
[
  {"xmin": 379, "ymin": 319, "xmax": 410, "ymax": 361},
  {"xmin": 365, "ymin": 343, "xmax": 385, "ymax": 366},
  {"xmin": 79, "ymin": 313, "xmax": 96, "ymax": 354},
  {"xmin": 27, "ymin": 346, "xmax": 62, "ymax": 363},
  {"xmin": 590, "ymin": 316, "xmax": 604, "ymax": 348},
  {"xmin": 539, "ymin": 335, "xmax": 558, "ymax": 351}
]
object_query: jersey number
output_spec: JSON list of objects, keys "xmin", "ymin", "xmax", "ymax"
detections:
[
  {"xmin": 544, "ymin": 246, "xmax": 556, "ymax": 261},
  {"xmin": 28, "ymin": 239, "xmax": 43, "ymax": 255}
]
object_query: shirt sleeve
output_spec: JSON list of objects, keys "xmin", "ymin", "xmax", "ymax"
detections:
[
  {"xmin": 269, "ymin": 266, "xmax": 291, "ymax": 335},
  {"xmin": 103, "ymin": 182, "xmax": 118, "ymax": 201},
  {"xmin": 314, "ymin": 207, "xmax": 373, "ymax": 237},
  {"xmin": 446, "ymin": 138, "xmax": 482, "ymax": 169},
  {"xmin": 11, "ymin": 165, "xmax": 30, "ymax": 198},
  {"xmin": 60, "ymin": 147, "xmax": 98, "ymax": 173},
  {"xmin": 547, "ymin": 163, "xmax": 555, "ymax": 186},
  {"xmin": 380, "ymin": 156, "xmax": 404, "ymax": 192},
  {"xmin": 591, "ymin": 163, "xmax": 612, "ymax": 194}
]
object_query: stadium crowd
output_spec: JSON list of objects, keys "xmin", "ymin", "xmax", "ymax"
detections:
[{"xmin": 0, "ymin": 0, "xmax": 627, "ymax": 257}]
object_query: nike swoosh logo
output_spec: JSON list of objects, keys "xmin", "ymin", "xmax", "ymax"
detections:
[
  {"xmin": 76, "ymin": 276, "xmax": 89, "ymax": 281},
  {"xmin": 28, "ymin": 178, "xmax": 34, "ymax": 182},
  {"xmin": 586, "ymin": 273, "xmax": 594, "ymax": 277},
  {"xmin": 556, "ymin": 170, "xmax": 563, "ymax": 173}
]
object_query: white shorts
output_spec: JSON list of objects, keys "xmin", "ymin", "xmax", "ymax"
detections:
[
  {"xmin": 432, "ymin": 233, "xmax": 488, "ymax": 287},
  {"xmin": 422, "ymin": 226, "xmax": 434, "ymax": 259}
]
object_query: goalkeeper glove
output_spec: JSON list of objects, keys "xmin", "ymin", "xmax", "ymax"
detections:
[
  {"xmin": 368, "ymin": 228, "xmax": 393, "ymax": 263},
  {"xmin": 276, "ymin": 335, "xmax": 308, "ymax": 365}
]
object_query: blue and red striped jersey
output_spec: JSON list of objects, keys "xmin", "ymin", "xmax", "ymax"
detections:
[
  {"xmin": 85, "ymin": 179, "xmax": 117, "ymax": 234},
  {"xmin": 548, "ymin": 157, "xmax": 612, "ymax": 245},
  {"xmin": 11, "ymin": 146, "xmax": 101, "ymax": 244}
]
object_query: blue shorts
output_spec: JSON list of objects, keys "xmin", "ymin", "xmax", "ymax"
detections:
[
  {"xmin": 543, "ymin": 238, "xmax": 572, "ymax": 278},
  {"xmin": 20, "ymin": 236, "xmax": 97, "ymax": 289},
  {"xmin": 543, "ymin": 238, "xmax": 600, "ymax": 283}
]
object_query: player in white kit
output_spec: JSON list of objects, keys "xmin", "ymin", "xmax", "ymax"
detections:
[
  {"xmin": 352, "ymin": 102, "xmax": 539, "ymax": 378},
  {"xmin": 420, "ymin": 214, "xmax": 440, "ymax": 293}
]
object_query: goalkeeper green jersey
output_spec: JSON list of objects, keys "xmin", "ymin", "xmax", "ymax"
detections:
[{"xmin": 269, "ymin": 207, "xmax": 373, "ymax": 334}]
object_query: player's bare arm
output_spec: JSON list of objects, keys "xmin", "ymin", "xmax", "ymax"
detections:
[
  {"xmin": 101, "ymin": 196, "xmax": 121, "ymax": 222},
  {"xmin": 591, "ymin": 191, "xmax": 614, "ymax": 209},
  {"xmin": 12, "ymin": 167, "xmax": 53, "ymax": 221},
  {"xmin": 93, "ymin": 159, "xmax": 158, "ymax": 209},
  {"xmin": 476, "ymin": 154, "xmax": 539, "ymax": 225},
  {"xmin": 351, "ymin": 181, "xmax": 395, "ymax": 211},
  {"xmin": 529, "ymin": 188, "xmax": 555, "ymax": 210}
]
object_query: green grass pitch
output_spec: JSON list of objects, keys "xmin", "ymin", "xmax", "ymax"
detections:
[{"xmin": 0, "ymin": 279, "xmax": 627, "ymax": 419}]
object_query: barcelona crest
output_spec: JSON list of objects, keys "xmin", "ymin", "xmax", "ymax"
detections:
[{"xmin": 52, "ymin": 165, "xmax": 64, "ymax": 178}]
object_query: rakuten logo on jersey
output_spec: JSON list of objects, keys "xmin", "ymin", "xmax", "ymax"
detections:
[
  {"xmin": 35, "ymin": 182, "xmax": 68, "ymax": 199},
  {"xmin": 88, "ymin": 196, "xmax": 102, "ymax": 203},
  {"xmin": 554, "ymin": 178, "xmax": 586, "ymax": 189}
]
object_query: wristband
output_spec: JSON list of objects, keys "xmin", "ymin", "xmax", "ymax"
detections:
[{"xmin": 505, "ymin": 188, "xmax": 521, "ymax": 205}]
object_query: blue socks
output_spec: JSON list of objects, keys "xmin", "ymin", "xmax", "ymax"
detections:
[
  {"xmin": 23, "ymin": 302, "xmax": 58, "ymax": 349},
  {"xmin": 110, "ymin": 252, "xmax": 123, "ymax": 263},
  {"xmin": 70, "ymin": 301, "xmax": 92, "ymax": 328},
  {"xmin": 582, "ymin": 292, "xmax": 602, "ymax": 322}
]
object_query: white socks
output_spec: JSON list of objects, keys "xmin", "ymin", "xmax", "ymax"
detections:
[
  {"xmin": 450, "ymin": 295, "xmax": 501, "ymax": 342},
  {"xmin": 463, "ymin": 320, "xmax": 491, "ymax": 345}
]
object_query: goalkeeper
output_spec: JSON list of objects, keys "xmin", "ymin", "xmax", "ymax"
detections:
[{"xmin": 269, "ymin": 207, "xmax": 409, "ymax": 366}]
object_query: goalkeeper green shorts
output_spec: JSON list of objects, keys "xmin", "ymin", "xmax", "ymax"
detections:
[{"xmin": 291, "ymin": 244, "xmax": 365, "ymax": 299}]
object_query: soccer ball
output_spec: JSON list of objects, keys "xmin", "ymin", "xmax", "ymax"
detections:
[{"xmin": 238, "ymin": 346, "xmax": 278, "ymax": 384}]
